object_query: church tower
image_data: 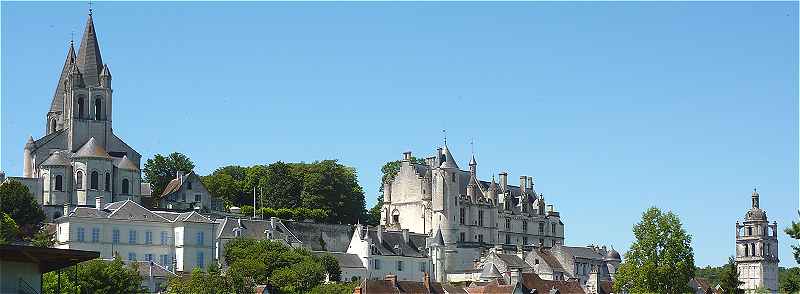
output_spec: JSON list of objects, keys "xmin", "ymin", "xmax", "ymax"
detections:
[{"xmin": 735, "ymin": 189, "xmax": 779, "ymax": 292}]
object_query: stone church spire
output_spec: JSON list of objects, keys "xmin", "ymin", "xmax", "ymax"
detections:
[
  {"xmin": 75, "ymin": 13, "xmax": 104, "ymax": 87},
  {"xmin": 49, "ymin": 41, "xmax": 77, "ymax": 115}
]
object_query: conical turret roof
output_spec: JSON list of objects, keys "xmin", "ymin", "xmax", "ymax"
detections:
[
  {"xmin": 115, "ymin": 155, "xmax": 139, "ymax": 171},
  {"xmin": 480, "ymin": 263, "xmax": 502, "ymax": 279},
  {"xmin": 74, "ymin": 137, "xmax": 111, "ymax": 159},
  {"xmin": 440, "ymin": 145, "xmax": 459, "ymax": 169},
  {"xmin": 41, "ymin": 151, "xmax": 71, "ymax": 166},
  {"xmin": 430, "ymin": 226, "xmax": 445, "ymax": 247},
  {"xmin": 76, "ymin": 13, "xmax": 104, "ymax": 87},
  {"xmin": 49, "ymin": 42, "xmax": 77, "ymax": 114}
]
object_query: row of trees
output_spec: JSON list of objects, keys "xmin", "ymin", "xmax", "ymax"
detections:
[
  {"xmin": 614, "ymin": 206, "xmax": 800, "ymax": 294},
  {"xmin": 238, "ymin": 206, "xmax": 330, "ymax": 222},
  {"xmin": 166, "ymin": 238, "xmax": 353, "ymax": 294},
  {"xmin": 200, "ymin": 160, "xmax": 367, "ymax": 224}
]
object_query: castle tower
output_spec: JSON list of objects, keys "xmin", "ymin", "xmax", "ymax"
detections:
[{"xmin": 735, "ymin": 189, "xmax": 779, "ymax": 292}]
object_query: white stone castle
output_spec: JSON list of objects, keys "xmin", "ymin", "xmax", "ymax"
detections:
[
  {"xmin": 380, "ymin": 144, "xmax": 565, "ymax": 281},
  {"xmin": 735, "ymin": 189, "xmax": 779, "ymax": 292},
  {"xmin": 15, "ymin": 12, "xmax": 146, "ymax": 219}
]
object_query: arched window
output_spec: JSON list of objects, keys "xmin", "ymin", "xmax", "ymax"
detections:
[
  {"xmin": 91, "ymin": 171, "xmax": 99, "ymax": 190},
  {"xmin": 55, "ymin": 175, "xmax": 63, "ymax": 191},
  {"xmin": 122, "ymin": 179, "xmax": 129, "ymax": 195},
  {"xmin": 748, "ymin": 227, "xmax": 752, "ymax": 236},
  {"xmin": 50, "ymin": 119, "xmax": 57, "ymax": 133},
  {"xmin": 77, "ymin": 96, "xmax": 85, "ymax": 118},
  {"xmin": 76, "ymin": 171, "xmax": 84, "ymax": 189},
  {"xmin": 94, "ymin": 98, "xmax": 102, "ymax": 120},
  {"xmin": 751, "ymin": 243, "xmax": 757, "ymax": 256},
  {"xmin": 105, "ymin": 173, "xmax": 111, "ymax": 191},
  {"xmin": 391, "ymin": 210, "xmax": 400, "ymax": 223}
]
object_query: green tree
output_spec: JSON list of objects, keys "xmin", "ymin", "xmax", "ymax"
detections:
[
  {"xmin": 780, "ymin": 267, "xmax": 800, "ymax": 294},
  {"xmin": 319, "ymin": 253, "xmax": 342, "ymax": 282},
  {"xmin": 368, "ymin": 157, "xmax": 425, "ymax": 225},
  {"xmin": 785, "ymin": 211, "xmax": 800, "ymax": 264},
  {"xmin": 718, "ymin": 256, "xmax": 744, "ymax": 294},
  {"xmin": 261, "ymin": 161, "xmax": 303, "ymax": 209},
  {"xmin": 201, "ymin": 165, "xmax": 248, "ymax": 207},
  {"xmin": 29, "ymin": 226, "xmax": 55, "ymax": 247},
  {"xmin": 222, "ymin": 238, "xmax": 329, "ymax": 293},
  {"xmin": 309, "ymin": 282, "xmax": 359, "ymax": 294},
  {"xmin": 0, "ymin": 181, "xmax": 45, "ymax": 237},
  {"xmin": 0, "ymin": 212, "xmax": 20, "ymax": 244},
  {"xmin": 166, "ymin": 265, "xmax": 246, "ymax": 294},
  {"xmin": 695, "ymin": 264, "xmax": 724, "ymax": 287},
  {"xmin": 42, "ymin": 257, "xmax": 143, "ymax": 294},
  {"xmin": 613, "ymin": 207, "xmax": 695, "ymax": 294},
  {"xmin": 143, "ymin": 152, "xmax": 195, "ymax": 197}
]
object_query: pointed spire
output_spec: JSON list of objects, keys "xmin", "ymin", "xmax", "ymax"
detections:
[
  {"xmin": 76, "ymin": 13, "xmax": 104, "ymax": 87},
  {"xmin": 49, "ymin": 42, "xmax": 78, "ymax": 114},
  {"xmin": 100, "ymin": 64, "xmax": 111, "ymax": 77},
  {"xmin": 439, "ymin": 144, "xmax": 459, "ymax": 169},
  {"xmin": 469, "ymin": 155, "xmax": 477, "ymax": 166},
  {"xmin": 430, "ymin": 226, "xmax": 444, "ymax": 247}
]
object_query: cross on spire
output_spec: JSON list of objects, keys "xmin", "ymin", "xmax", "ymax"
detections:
[
  {"xmin": 470, "ymin": 139, "xmax": 474, "ymax": 155},
  {"xmin": 88, "ymin": 0, "xmax": 93, "ymax": 15},
  {"xmin": 442, "ymin": 129, "xmax": 447, "ymax": 146}
]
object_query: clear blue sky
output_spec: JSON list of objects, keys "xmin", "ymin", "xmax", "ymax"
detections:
[{"xmin": 2, "ymin": 2, "xmax": 798, "ymax": 267}]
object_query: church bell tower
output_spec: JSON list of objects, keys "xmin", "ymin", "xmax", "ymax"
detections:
[{"xmin": 735, "ymin": 189, "xmax": 779, "ymax": 292}]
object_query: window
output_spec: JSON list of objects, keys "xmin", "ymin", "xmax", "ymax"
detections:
[
  {"xmin": 419, "ymin": 262, "xmax": 426, "ymax": 272},
  {"xmin": 161, "ymin": 231, "xmax": 168, "ymax": 245},
  {"xmin": 122, "ymin": 179, "xmax": 129, "ymax": 194},
  {"xmin": 77, "ymin": 227, "xmax": 85, "ymax": 242},
  {"xmin": 76, "ymin": 171, "xmax": 84, "ymax": 189},
  {"xmin": 90, "ymin": 171, "xmax": 98, "ymax": 190},
  {"xmin": 55, "ymin": 175, "xmax": 63, "ymax": 191},
  {"xmin": 478, "ymin": 211, "xmax": 484, "ymax": 227},
  {"xmin": 552, "ymin": 223, "xmax": 556, "ymax": 235},
  {"xmin": 145, "ymin": 231, "xmax": 153, "ymax": 244},
  {"xmin": 478, "ymin": 234, "xmax": 484, "ymax": 243},
  {"xmin": 197, "ymin": 251, "xmax": 205, "ymax": 268},
  {"xmin": 197, "ymin": 232, "xmax": 204, "ymax": 246},
  {"xmin": 50, "ymin": 119, "xmax": 57, "ymax": 133},
  {"xmin": 397, "ymin": 260, "xmax": 403, "ymax": 271},
  {"xmin": 129, "ymin": 230, "xmax": 137, "ymax": 244},
  {"xmin": 195, "ymin": 194, "xmax": 201, "ymax": 202},
  {"xmin": 187, "ymin": 181, "xmax": 193, "ymax": 190},
  {"xmin": 751, "ymin": 243, "xmax": 756, "ymax": 256},
  {"xmin": 451, "ymin": 173, "xmax": 456, "ymax": 182},
  {"xmin": 105, "ymin": 173, "xmax": 111, "ymax": 191},
  {"xmin": 112, "ymin": 229, "xmax": 120, "ymax": 243},
  {"xmin": 459, "ymin": 208, "xmax": 465, "ymax": 225},
  {"xmin": 128, "ymin": 252, "xmax": 136, "ymax": 261},
  {"xmin": 523, "ymin": 237, "xmax": 528, "ymax": 245},
  {"xmin": 77, "ymin": 96, "xmax": 84, "ymax": 118},
  {"xmin": 460, "ymin": 232, "xmax": 465, "ymax": 242},
  {"xmin": 92, "ymin": 228, "xmax": 100, "ymax": 243},
  {"xmin": 539, "ymin": 222, "xmax": 545, "ymax": 234},
  {"xmin": 374, "ymin": 259, "xmax": 381, "ymax": 270},
  {"xmin": 505, "ymin": 234, "xmax": 511, "ymax": 244},
  {"xmin": 144, "ymin": 254, "xmax": 153, "ymax": 262},
  {"xmin": 94, "ymin": 98, "xmax": 102, "ymax": 120},
  {"xmin": 748, "ymin": 227, "xmax": 752, "ymax": 236},
  {"xmin": 505, "ymin": 218, "xmax": 511, "ymax": 230},
  {"xmin": 160, "ymin": 254, "xmax": 169, "ymax": 267},
  {"xmin": 523, "ymin": 221, "xmax": 528, "ymax": 233}
]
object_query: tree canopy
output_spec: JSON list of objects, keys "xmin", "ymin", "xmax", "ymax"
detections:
[
  {"xmin": 0, "ymin": 181, "xmax": 45, "ymax": 237},
  {"xmin": 143, "ymin": 152, "xmax": 196, "ymax": 197},
  {"xmin": 785, "ymin": 211, "xmax": 800, "ymax": 264},
  {"xmin": 42, "ymin": 257, "xmax": 143, "ymax": 294},
  {"xmin": 613, "ymin": 207, "xmax": 695, "ymax": 294},
  {"xmin": 201, "ymin": 160, "xmax": 366, "ymax": 224},
  {"xmin": 718, "ymin": 256, "xmax": 744, "ymax": 294}
]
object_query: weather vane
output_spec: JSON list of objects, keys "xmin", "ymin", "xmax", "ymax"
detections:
[
  {"xmin": 442, "ymin": 129, "xmax": 447, "ymax": 146},
  {"xmin": 88, "ymin": 0, "xmax": 93, "ymax": 15}
]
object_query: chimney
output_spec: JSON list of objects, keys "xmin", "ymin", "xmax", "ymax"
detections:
[
  {"xmin": 520, "ymin": 176, "xmax": 527, "ymax": 193},
  {"xmin": 499, "ymin": 172, "xmax": 508, "ymax": 191},
  {"xmin": 376, "ymin": 225, "xmax": 383, "ymax": 246},
  {"xmin": 95, "ymin": 196, "xmax": 104, "ymax": 210},
  {"xmin": 402, "ymin": 229, "xmax": 409, "ymax": 245},
  {"xmin": 423, "ymin": 272, "xmax": 431, "ymax": 291},
  {"xmin": 587, "ymin": 265, "xmax": 600, "ymax": 293},
  {"xmin": 528, "ymin": 176, "xmax": 533, "ymax": 190},
  {"xmin": 403, "ymin": 151, "xmax": 412, "ymax": 161},
  {"xmin": 176, "ymin": 171, "xmax": 185, "ymax": 183},
  {"xmin": 385, "ymin": 274, "xmax": 397, "ymax": 287}
]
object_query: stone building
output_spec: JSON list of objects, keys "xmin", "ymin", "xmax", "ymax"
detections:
[
  {"xmin": 380, "ymin": 145, "xmax": 565, "ymax": 278},
  {"xmin": 735, "ymin": 189, "xmax": 779, "ymax": 292},
  {"xmin": 347, "ymin": 224, "xmax": 433, "ymax": 282},
  {"xmin": 16, "ymin": 12, "xmax": 147, "ymax": 220},
  {"xmin": 154, "ymin": 171, "xmax": 222, "ymax": 212}
]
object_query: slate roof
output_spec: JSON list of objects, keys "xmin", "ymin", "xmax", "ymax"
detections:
[
  {"xmin": 114, "ymin": 155, "xmax": 138, "ymax": 171},
  {"xmin": 59, "ymin": 200, "xmax": 212, "ymax": 224},
  {"xmin": 74, "ymin": 137, "xmax": 111, "ymax": 159},
  {"xmin": 159, "ymin": 171, "xmax": 199, "ymax": 198},
  {"xmin": 216, "ymin": 218, "xmax": 302, "ymax": 245},
  {"xmin": 466, "ymin": 279, "xmax": 516, "ymax": 294},
  {"xmin": 119, "ymin": 260, "xmax": 175, "ymax": 278},
  {"xmin": 561, "ymin": 246, "xmax": 604, "ymax": 260},
  {"xmin": 519, "ymin": 272, "xmax": 585, "ymax": 294},
  {"xmin": 496, "ymin": 254, "xmax": 529, "ymax": 269},
  {"xmin": 367, "ymin": 229, "xmax": 428, "ymax": 258},
  {"xmin": 440, "ymin": 145, "xmax": 459, "ymax": 169},
  {"xmin": 537, "ymin": 249, "xmax": 565, "ymax": 272},
  {"xmin": 315, "ymin": 251, "xmax": 364, "ymax": 269},
  {"xmin": 480, "ymin": 263, "xmax": 502, "ymax": 279},
  {"xmin": 360, "ymin": 279, "xmax": 448, "ymax": 294},
  {"xmin": 41, "ymin": 151, "xmax": 71, "ymax": 166}
]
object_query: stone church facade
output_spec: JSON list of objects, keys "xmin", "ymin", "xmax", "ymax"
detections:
[
  {"xmin": 380, "ymin": 144, "xmax": 565, "ymax": 279},
  {"xmin": 17, "ymin": 13, "xmax": 146, "ymax": 220},
  {"xmin": 735, "ymin": 189, "xmax": 779, "ymax": 292}
]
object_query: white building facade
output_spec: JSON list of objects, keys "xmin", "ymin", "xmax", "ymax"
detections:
[
  {"xmin": 54, "ymin": 198, "xmax": 216, "ymax": 273},
  {"xmin": 347, "ymin": 224, "xmax": 432, "ymax": 282},
  {"xmin": 735, "ymin": 189, "xmax": 779, "ymax": 293}
]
